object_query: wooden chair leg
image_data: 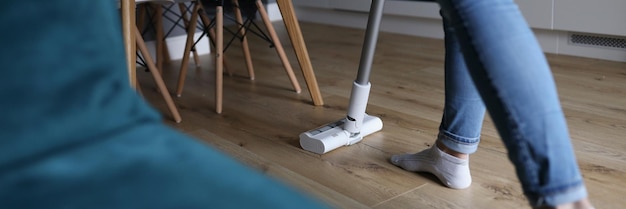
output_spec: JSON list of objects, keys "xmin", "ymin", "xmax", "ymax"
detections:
[
  {"xmin": 255, "ymin": 0, "xmax": 301, "ymax": 93},
  {"xmin": 208, "ymin": 24, "xmax": 233, "ymax": 76},
  {"xmin": 175, "ymin": 2, "xmax": 201, "ymax": 97},
  {"xmin": 179, "ymin": 2, "xmax": 201, "ymax": 67},
  {"xmin": 135, "ymin": 26, "xmax": 182, "ymax": 123},
  {"xmin": 232, "ymin": 0, "xmax": 255, "ymax": 80},
  {"xmin": 154, "ymin": 4, "xmax": 165, "ymax": 73},
  {"xmin": 197, "ymin": 5, "xmax": 232, "ymax": 76},
  {"xmin": 215, "ymin": 5, "xmax": 224, "ymax": 114}
]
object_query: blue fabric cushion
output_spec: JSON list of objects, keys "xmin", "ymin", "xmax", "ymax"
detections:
[{"xmin": 0, "ymin": 1, "xmax": 330, "ymax": 208}]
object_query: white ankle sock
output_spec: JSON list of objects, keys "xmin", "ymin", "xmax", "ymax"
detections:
[{"xmin": 391, "ymin": 145, "xmax": 471, "ymax": 189}]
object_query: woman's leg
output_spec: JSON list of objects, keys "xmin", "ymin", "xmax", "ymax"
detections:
[
  {"xmin": 437, "ymin": 10, "xmax": 486, "ymax": 155},
  {"xmin": 434, "ymin": 0, "xmax": 588, "ymax": 207},
  {"xmin": 390, "ymin": 10, "xmax": 486, "ymax": 189}
]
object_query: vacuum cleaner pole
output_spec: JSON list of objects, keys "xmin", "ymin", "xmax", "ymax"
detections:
[
  {"xmin": 300, "ymin": 0, "xmax": 385, "ymax": 154},
  {"xmin": 356, "ymin": 0, "xmax": 385, "ymax": 85}
]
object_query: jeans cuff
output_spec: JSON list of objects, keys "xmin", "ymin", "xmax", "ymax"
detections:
[
  {"xmin": 437, "ymin": 130, "xmax": 480, "ymax": 154},
  {"xmin": 529, "ymin": 183, "xmax": 588, "ymax": 207}
]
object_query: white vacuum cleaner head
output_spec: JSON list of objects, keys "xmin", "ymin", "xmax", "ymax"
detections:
[{"xmin": 300, "ymin": 114, "xmax": 383, "ymax": 154}]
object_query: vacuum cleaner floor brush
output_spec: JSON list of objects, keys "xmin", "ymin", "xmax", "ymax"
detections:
[{"xmin": 300, "ymin": 114, "xmax": 383, "ymax": 154}]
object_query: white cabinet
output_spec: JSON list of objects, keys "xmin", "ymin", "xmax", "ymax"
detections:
[
  {"xmin": 292, "ymin": 0, "xmax": 626, "ymax": 37},
  {"xmin": 324, "ymin": 0, "xmax": 442, "ymax": 19},
  {"xmin": 291, "ymin": 0, "xmax": 626, "ymax": 61},
  {"xmin": 553, "ymin": 0, "xmax": 626, "ymax": 36},
  {"xmin": 293, "ymin": 0, "xmax": 546, "ymax": 27},
  {"xmin": 383, "ymin": 1, "xmax": 440, "ymax": 19}
]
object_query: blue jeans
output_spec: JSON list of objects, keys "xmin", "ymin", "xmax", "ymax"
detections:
[{"xmin": 433, "ymin": 0, "xmax": 588, "ymax": 207}]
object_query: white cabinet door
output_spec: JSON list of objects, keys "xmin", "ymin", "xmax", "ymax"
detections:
[
  {"xmin": 325, "ymin": 0, "xmax": 549, "ymax": 26},
  {"xmin": 292, "ymin": 0, "xmax": 329, "ymax": 8},
  {"xmin": 554, "ymin": 0, "xmax": 626, "ymax": 36},
  {"xmin": 515, "ymin": 0, "xmax": 553, "ymax": 30},
  {"xmin": 384, "ymin": 0, "xmax": 440, "ymax": 19},
  {"xmin": 328, "ymin": 0, "xmax": 440, "ymax": 18},
  {"xmin": 329, "ymin": 0, "xmax": 371, "ymax": 12}
]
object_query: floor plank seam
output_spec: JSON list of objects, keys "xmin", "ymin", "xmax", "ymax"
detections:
[{"xmin": 370, "ymin": 183, "xmax": 428, "ymax": 208}]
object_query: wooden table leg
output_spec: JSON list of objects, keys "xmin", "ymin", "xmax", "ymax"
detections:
[
  {"xmin": 178, "ymin": 3, "xmax": 201, "ymax": 67},
  {"xmin": 276, "ymin": 0, "xmax": 323, "ymax": 106},
  {"xmin": 232, "ymin": 0, "xmax": 255, "ymax": 80},
  {"xmin": 121, "ymin": 0, "xmax": 137, "ymax": 88},
  {"xmin": 175, "ymin": 2, "xmax": 201, "ymax": 97}
]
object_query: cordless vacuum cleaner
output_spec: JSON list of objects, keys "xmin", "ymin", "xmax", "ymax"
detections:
[{"xmin": 300, "ymin": 0, "xmax": 386, "ymax": 154}]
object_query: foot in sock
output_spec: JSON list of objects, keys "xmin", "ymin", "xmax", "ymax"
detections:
[{"xmin": 390, "ymin": 145, "xmax": 471, "ymax": 189}]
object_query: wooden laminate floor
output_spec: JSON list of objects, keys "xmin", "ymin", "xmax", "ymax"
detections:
[{"xmin": 138, "ymin": 22, "xmax": 626, "ymax": 209}]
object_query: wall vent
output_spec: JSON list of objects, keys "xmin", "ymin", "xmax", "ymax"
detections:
[{"xmin": 569, "ymin": 33, "xmax": 626, "ymax": 50}]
